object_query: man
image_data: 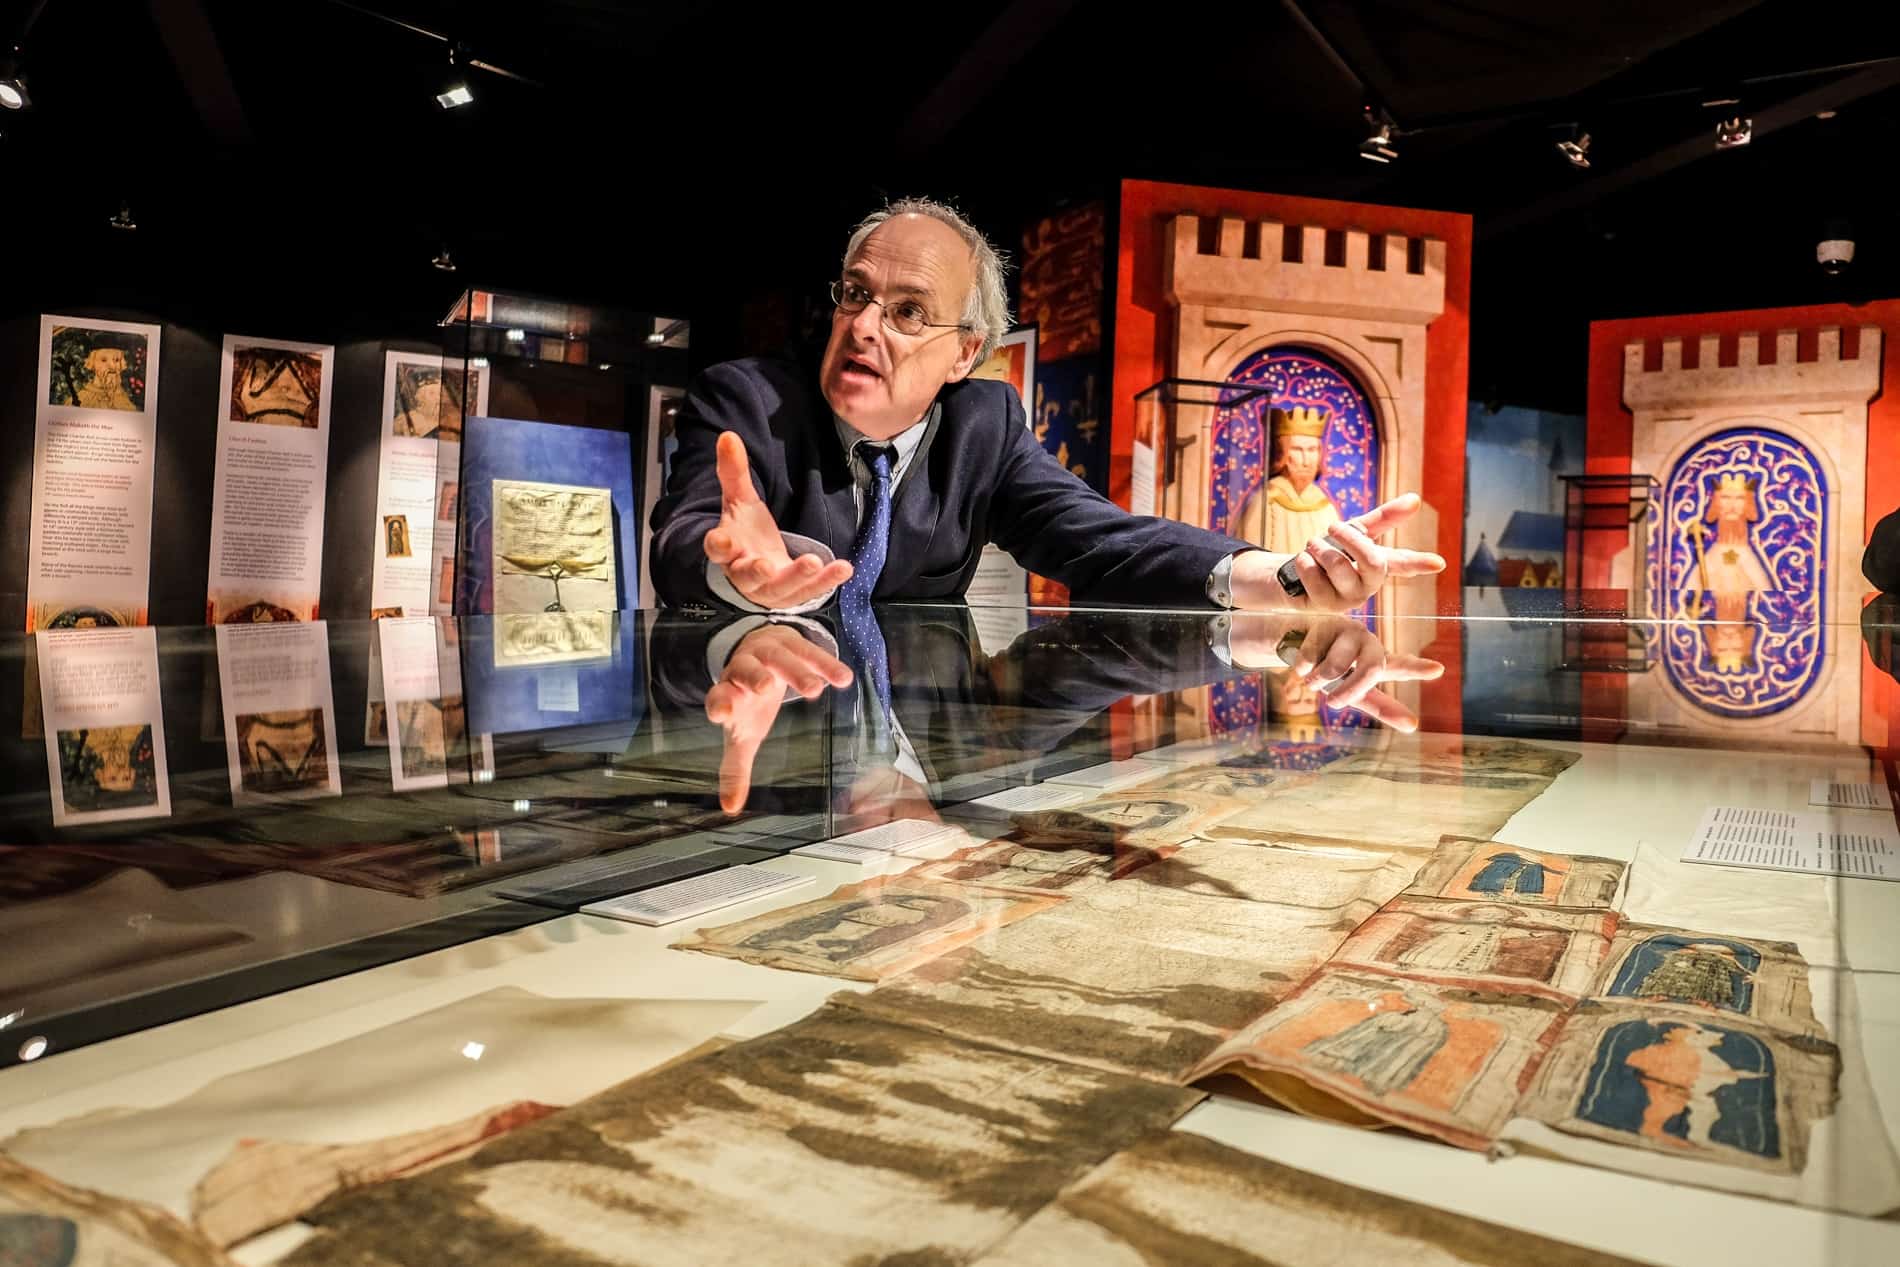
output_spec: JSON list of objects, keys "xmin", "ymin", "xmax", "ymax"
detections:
[
  {"xmin": 649, "ymin": 197, "xmax": 1443, "ymax": 619},
  {"xmin": 1865, "ymin": 505, "xmax": 1900, "ymax": 593}
]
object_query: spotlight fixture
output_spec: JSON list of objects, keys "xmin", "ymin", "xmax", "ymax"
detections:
[
  {"xmin": 107, "ymin": 203, "xmax": 135, "ymax": 231},
  {"xmin": 1358, "ymin": 106, "xmax": 1398, "ymax": 163},
  {"xmin": 0, "ymin": 47, "xmax": 27, "ymax": 111},
  {"xmin": 435, "ymin": 40, "xmax": 475, "ymax": 109},
  {"xmin": 1714, "ymin": 115, "xmax": 1752, "ymax": 150},
  {"xmin": 431, "ymin": 246, "xmax": 456, "ymax": 272},
  {"xmin": 1556, "ymin": 128, "xmax": 1592, "ymax": 169}
]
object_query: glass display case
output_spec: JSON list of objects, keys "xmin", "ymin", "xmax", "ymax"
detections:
[{"xmin": 1, "ymin": 597, "xmax": 1896, "ymax": 1267}]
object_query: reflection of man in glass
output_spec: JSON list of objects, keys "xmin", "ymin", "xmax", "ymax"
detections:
[
  {"xmin": 233, "ymin": 349, "xmax": 321, "ymax": 427},
  {"xmin": 76, "ymin": 346, "xmax": 137, "ymax": 411},
  {"xmin": 1243, "ymin": 406, "xmax": 1341, "ymax": 558},
  {"xmin": 1693, "ymin": 473, "xmax": 1776, "ymax": 594}
]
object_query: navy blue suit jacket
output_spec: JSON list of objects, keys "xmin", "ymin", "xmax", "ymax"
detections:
[{"xmin": 649, "ymin": 356, "xmax": 1251, "ymax": 608}]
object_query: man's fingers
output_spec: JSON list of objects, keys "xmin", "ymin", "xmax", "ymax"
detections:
[
  {"xmin": 1307, "ymin": 536, "xmax": 1362, "ymax": 597},
  {"xmin": 1292, "ymin": 553, "xmax": 1337, "ymax": 610},
  {"xmin": 1352, "ymin": 492, "xmax": 1422, "ymax": 538},
  {"xmin": 1386, "ymin": 654, "xmax": 1447, "ymax": 681},
  {"xmin": 704, "ymin": 527, "xmax": 738, "ymax": 565},
  {"xmin": 718, "ymin": 728, "xmax": 762, "ymax": 814},
  {"xmin": 741, "ymin": 556, "xmax": 854, "ymax": 608},
  {"xmin": 715, "ymin": 432, "xmax": 759, "ymax": 508},
  {"xmin": 1351, "ymin": 688, "xmax": 1419, "ymax": 733},
  {"xmin": 784, "ymin": 635, "xmax": 855, "ymax": 689},
  {"xmin": 1385, "ymin": 549, "xmax": 1447, "ymax": 577}
]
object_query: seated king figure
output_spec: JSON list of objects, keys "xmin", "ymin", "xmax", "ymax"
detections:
[{"xmin": 1244, "ymin": 405, "xmax": 1341, "ymax": 558}]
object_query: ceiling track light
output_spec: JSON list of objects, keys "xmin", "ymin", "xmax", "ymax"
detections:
[
  {"xmin": 431, "ymin": 246, "xmax": 456, "ymax": 272},
  {"xmin": 0, "ymin": 44, "xmax": 28, "ymax": 111},
  {"xmin": 1358, "ymin": 105, "xmax": 1399, "ymax": 164},
  {"xmin": 436, "ymin": 40, "xmax": 474, "ymax": 109},
  {"xmin": 108, "ymin": 202, "xmax": 135, "ymax": 231},
  {"xmin": 1714, "ymin": 115, "xmax": 1753, "ymax": 150},
  {"xmin": 1555, "ymin": 126, "xmax": 1592, "ymax": 169}
]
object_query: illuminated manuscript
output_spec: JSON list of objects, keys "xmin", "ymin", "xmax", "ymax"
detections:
[
  {"xmin": 0, "ymin": 1155, "xmax": 234, "ymax": 1267},
  {"xmin": 671, "ymin": 875, "xmax": 1062, "ymax": 982},
  {"xmin": 490, "ymin": 480, "xmax": 615, "ymax": 613},
  {"xmin": 286, "ymin": 1009, "xmax": 1201, "ymax": 1267},
  {"xmin": 971, "ymin": 1131, "xmax": 1647, "ymax": 1267}
]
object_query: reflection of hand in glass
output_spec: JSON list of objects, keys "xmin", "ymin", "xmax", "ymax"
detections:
[
  {"xmin": 705, "ymin": 624, "xmax": 854, "ymax": 813},
  {"xmin": 1228, "ymin": 614, "xmax": 1444, "ymax": 731},
  {"xmin": 838, "ymin": 764, "xmax": 940, "ymax": 835}
]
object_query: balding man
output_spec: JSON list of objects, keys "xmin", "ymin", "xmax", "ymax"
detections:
[{"xmin": 650, "ymin": 197, "xmax": 1442, "ymax": 627}]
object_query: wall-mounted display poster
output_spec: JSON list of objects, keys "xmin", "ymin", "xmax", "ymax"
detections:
[
  {"xmin": 36, "ymin": 626, "xmax": 171, "ymax": 827},
  {"xmin": 27, "ymin": 315, "xmax": 163, "ymax": 634},
  {"xmin": 204, "ymin": 334, "xmax": 334, "ymax": 624},
  {"xmin": 457, "ymin": 416, "xmax": 636, "ymax": 616},
  {"xmin": 215, "ymin": 621, "xmax": 342, "ymax": 804},
  {"xmin": 373, "ymin": 351, "xmax": 489, "ymax": 617}
]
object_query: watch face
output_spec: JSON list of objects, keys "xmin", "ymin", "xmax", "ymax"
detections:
[{"xmin": 1276, "ymin": 556, "xmax": 1307, "ymax": 598}]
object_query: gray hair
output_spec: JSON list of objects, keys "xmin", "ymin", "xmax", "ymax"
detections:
[{"xmin": 844, "ymin": 197, "xmax": 1012, "ymax": 364}]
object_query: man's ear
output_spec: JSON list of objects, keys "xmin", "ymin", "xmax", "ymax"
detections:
[{"xmin": 944, "ymin": 331, "xmax": 986, "ymax": 383}]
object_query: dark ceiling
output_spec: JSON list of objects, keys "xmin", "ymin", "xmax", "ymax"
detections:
[{"xmin": 3, "ymin": 0, "xmax": 1896, "ymax": 411}]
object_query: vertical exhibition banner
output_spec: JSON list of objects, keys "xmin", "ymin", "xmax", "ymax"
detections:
[
  {"xmin": 37, "ymin": 626, "xmax": 171, "ymax": 827},
  {"xmin": 27, "ymin": 315, "xmax": 163, "ymax": 632},
  {"xmin": 205, "ymin": 334, "xmax": 334, "ymax": 624},
  {"xmin": 215, "ymin": 621, "xmax": 342, "ymax": 804},
  {"xmin": 371, "ymin": 351, "xmax": 489, "ymax": 618}
]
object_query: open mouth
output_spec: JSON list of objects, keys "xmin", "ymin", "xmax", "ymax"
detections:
[{"xmin": 840, "ymin": 356, "xmax": 882, "ymax": 382}]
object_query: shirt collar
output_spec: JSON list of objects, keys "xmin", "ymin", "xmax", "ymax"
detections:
[{"xmin": 833, "ymin": 404, "xmax": 934, "ymax": 478}]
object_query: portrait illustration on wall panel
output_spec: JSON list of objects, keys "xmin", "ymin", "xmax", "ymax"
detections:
[
  {"xmin": 1595, "ymin": 924, "xmax": 1817, "ymax": 1034},
  {"xmin": 1655, "ymin": 426, "xmax": 1827, "ymax": 718},
  {"xmin": 229, "ymin": 345, "xmax": 323, "ymax": 428},
  {"xmin": 383, "ymin": 514, "xmax": 412, "ymax": 559},
  {"xmin": 47, "ymin": 325, "xmax": 149, "ymax": 413}
]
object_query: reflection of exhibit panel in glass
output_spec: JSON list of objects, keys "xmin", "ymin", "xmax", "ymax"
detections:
[
  {"xmin": 34, "ymin": 627, "xmax": 173, "ymax": 827},
  {"xmin": 214, "ymin": 621, "xmax": 342, "ymax": 805}
]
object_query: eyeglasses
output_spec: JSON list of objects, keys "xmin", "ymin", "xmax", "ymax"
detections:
[{"xmin": 830, "ymin": 280, "xmax": 967, "ymax": 337}]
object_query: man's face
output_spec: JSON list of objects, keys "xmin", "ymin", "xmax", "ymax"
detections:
[
  {"xmin": 820, "ymin": 214, "xmax": 984, "ymax": 440},
  {"xmin": 86, "ymin": 348, "xmax": 126, "ymax": 383},
  {"xmin": 1279, "ymin": 435, "xmax": 1322, "ymax": 487},
  {"xmin": 1713, "ymin": 486, "xmax": 1748, "ymax": 522}
]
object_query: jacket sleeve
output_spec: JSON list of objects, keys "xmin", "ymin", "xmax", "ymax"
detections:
[
  {"xmin": 648, "ymin": 363, "xmax": 776, "ymax": 608},
  {"xmin": 1864, "ymin": 506, "xmax": 1900, "ymax": 592},
  {"xmin": 984, "ymin": 387, "xmax": 1253, "ymax": 607}
]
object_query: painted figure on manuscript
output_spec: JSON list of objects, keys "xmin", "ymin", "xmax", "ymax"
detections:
[
  {"xmin": 739, "ymin": 892, "xmax": 970, "ymax": 966},
  {"xmin": 1577, "ymin": 1018, "xmax": 1779, "ymax": 1160},
  {"xmin": 1466, "ymin": 850, "xmax": 1557, "ymax": 897},
  {"xmin": 1608, "ymin": 934, "xmax": 1759, "ymax": 1014},
  {"xmin": 1302, "ymin": 991, "xmax": 1449, "ymax": 1096}
]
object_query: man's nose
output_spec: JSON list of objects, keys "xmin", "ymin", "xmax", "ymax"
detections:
[{"xmin": 848, "ymin": 302, "xmax": 884, "ymax": 343}]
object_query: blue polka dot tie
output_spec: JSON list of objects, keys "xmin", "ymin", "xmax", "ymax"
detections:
[{"xmin": 837, "ymin": 445, "xmax": 894, "ymax": 751}]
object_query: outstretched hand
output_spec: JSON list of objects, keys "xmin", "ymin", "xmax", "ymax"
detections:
[
  {"xmin": 1229, "ymin": 493, "xmax": 1446, "ymax": 612},
  {"xmin": 703, "ymin": 432, "xmax": 855, "ymax": 608},
  {"xmin": 1229, "ymin": 614, "xmax": 1445, "ymax": 732},
  {"xmin": 705, "ymin": 624, "xmax": 854, "ymax": 813}
]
